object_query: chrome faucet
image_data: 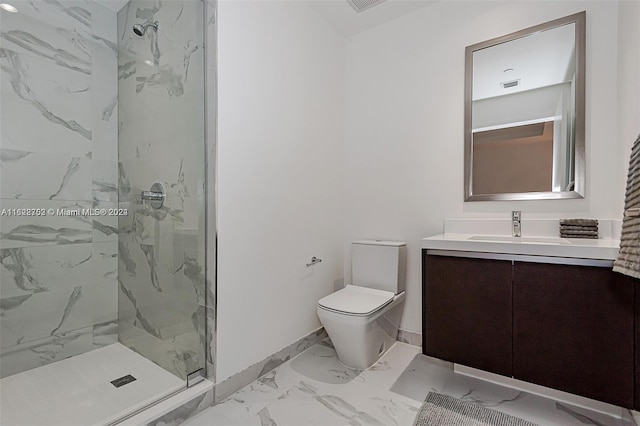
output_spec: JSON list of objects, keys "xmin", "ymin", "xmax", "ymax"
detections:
[{"xmin": 512, "ymin": 211, "xmax": 521, "ymax": 237}]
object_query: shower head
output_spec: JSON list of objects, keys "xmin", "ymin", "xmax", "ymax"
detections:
[{"xmin": 132, "ymin": 21, "xmax": 158, "ymax": 37}]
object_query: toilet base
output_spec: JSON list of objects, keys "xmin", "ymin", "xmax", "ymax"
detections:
[{"xmin": 318, "ymin": 292, "xmax": 405, "ymax": 369}]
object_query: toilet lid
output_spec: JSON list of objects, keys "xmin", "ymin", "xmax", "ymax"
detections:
[{"xmin": 318, "ymin": 285, "xmax": 394, "ymax": 316}]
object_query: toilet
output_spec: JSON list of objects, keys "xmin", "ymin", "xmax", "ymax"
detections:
[{"xmin": 317, "ymin": 240, "xmax": 406, "ymax": 369}]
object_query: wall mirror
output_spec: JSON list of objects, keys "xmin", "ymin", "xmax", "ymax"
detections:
[{"xmin": 464, "ymin": 12, "xmax": 586, "ymax": 201}]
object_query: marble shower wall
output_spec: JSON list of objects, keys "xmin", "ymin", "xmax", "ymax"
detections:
[
  {"xmin": 0, "ymin": 1, "xmax": 119, "ymax": 377},
  {"xmin": 116, "ymin": 0, "xmax": 209, "ymax": 381},
  {"xmin": 0, "ymin": 0, "xmax": 118, "ymax": 377}
]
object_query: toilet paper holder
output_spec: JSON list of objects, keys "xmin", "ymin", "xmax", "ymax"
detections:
[{"xmin": 306, "ymin": 256, "xmax": 322, "ymax": 267}]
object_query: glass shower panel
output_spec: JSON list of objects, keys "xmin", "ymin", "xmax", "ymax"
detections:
[{"xmin": 117, "ymin": 0, "xmax": 207, "ymax": 381}]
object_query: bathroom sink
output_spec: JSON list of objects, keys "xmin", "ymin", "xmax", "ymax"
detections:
[{"xmin": 468, "ymin": 235, "xmax": 572, "ymax": 245}]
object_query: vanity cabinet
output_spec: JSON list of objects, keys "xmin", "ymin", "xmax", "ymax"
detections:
[
  {"xmin": 423, "ymin": 252, "xmax": 635, "ymax": 409},
  {"xmin": 513, "ymin": 262, "xmax": 634, "ymax": 408},
  {"xmin": 423, "ymin": 256, "xmax": 512, "ymax": 377}
]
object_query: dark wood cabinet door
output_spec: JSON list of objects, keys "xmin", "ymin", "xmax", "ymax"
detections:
[
  {"xmin": 513, "ymin": 262, "xmax": 634, "ymax": 408},
  {"xmin": 423, "ymin": 254, "xmax": 513, "ymax": 377}
]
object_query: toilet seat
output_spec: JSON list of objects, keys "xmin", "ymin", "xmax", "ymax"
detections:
[{"xmin": 318, "ymin": 285, "xmax": 394, "ymax": 317}]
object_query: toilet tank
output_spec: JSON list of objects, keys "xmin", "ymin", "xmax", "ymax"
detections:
[{"xmin": 351, "ymin": 240, "xmax": 406, "ymax": 294}]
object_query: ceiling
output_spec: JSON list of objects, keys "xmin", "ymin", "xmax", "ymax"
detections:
[
  {"xmin": 96, "ymin": 0, "xmax": 436, "ymax": 38},
  {"xmin": 473, "ymin": 23, "xmax": 576, "ymax": 101},
  {"xmin": 309, "ymin": 0, "xmax": 436, "ymax": 38}
]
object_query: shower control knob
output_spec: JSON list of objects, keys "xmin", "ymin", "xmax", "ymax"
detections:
[{"xmin": 141, "ymin": 183, "xmax": 165, "ymax": 209}]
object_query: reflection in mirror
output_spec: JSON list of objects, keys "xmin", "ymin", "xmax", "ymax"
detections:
[
  {"xmin": 464, "ymin": 12, "xmax": 585, "ymax": 201},
  {"xmin": 473, "ymin": 121, "xmax": 555, "ymax": 194}
]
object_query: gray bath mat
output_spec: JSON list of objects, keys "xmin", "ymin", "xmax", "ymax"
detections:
[{"xmin": 414, "ymin": 392, "xmax": 538, "ymax": 426}]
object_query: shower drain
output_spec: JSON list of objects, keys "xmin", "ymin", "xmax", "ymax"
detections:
[{"xmin": 111, "ymin": 374, "xmax": 137, "ymax": 388}]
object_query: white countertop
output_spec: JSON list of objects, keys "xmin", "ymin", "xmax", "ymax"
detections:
[{"xmin": 422, "ymin": 233, "xmax": 621, "ymax": 261}]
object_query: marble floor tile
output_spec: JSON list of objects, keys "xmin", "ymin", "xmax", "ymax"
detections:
[
  {"xmin": 185, "ymin": 340, "xmax": 636, "ymax": 426},
  {"xmin": 389, "ymin": 352, "xmax": 453, "ymax": 401},
  {"xmin": 440, "ymin": 373, "xmax": 636, "ymax": 426},
  {"xmin": 289, "ymin": 340, "xmax": 362, "ymax": 385},
  {"xmin": 259, "ymin": 390, "xmax": 419, "ymax": 426}
]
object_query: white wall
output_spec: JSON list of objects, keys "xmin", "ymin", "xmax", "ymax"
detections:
[
  {"xmin": 472, "ymin": 83, "xmax": 569, "ymax": 129},
  {"xmin": 618, "ymin": 0, "xmax": 640, "ymax": 171},
  {"xmin": 343, "ymin": 1, "xmax": 628, "ymax": 334},
  {"xmin": 216, "ymin": 1, "xmax": 345, "ymax": 381}
]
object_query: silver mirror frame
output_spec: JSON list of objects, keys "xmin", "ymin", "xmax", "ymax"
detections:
[{"xmin": 464, "ymin": 11, "xmax": 586, "ymax": 201}]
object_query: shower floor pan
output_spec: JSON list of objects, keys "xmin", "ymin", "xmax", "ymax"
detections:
[{"xmin": 0, "ymin": 343, "xmax": 184, "ymax": 426}]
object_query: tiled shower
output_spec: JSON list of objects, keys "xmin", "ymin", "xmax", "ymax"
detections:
[{"xmin": 0, "ymin": 0, "xmax": 213, "ymax": 424}]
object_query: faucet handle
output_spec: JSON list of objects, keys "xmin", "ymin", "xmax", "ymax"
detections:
[{"xmin": 512, "ymin": 210, "xmax": 522, "ymax": 237}]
